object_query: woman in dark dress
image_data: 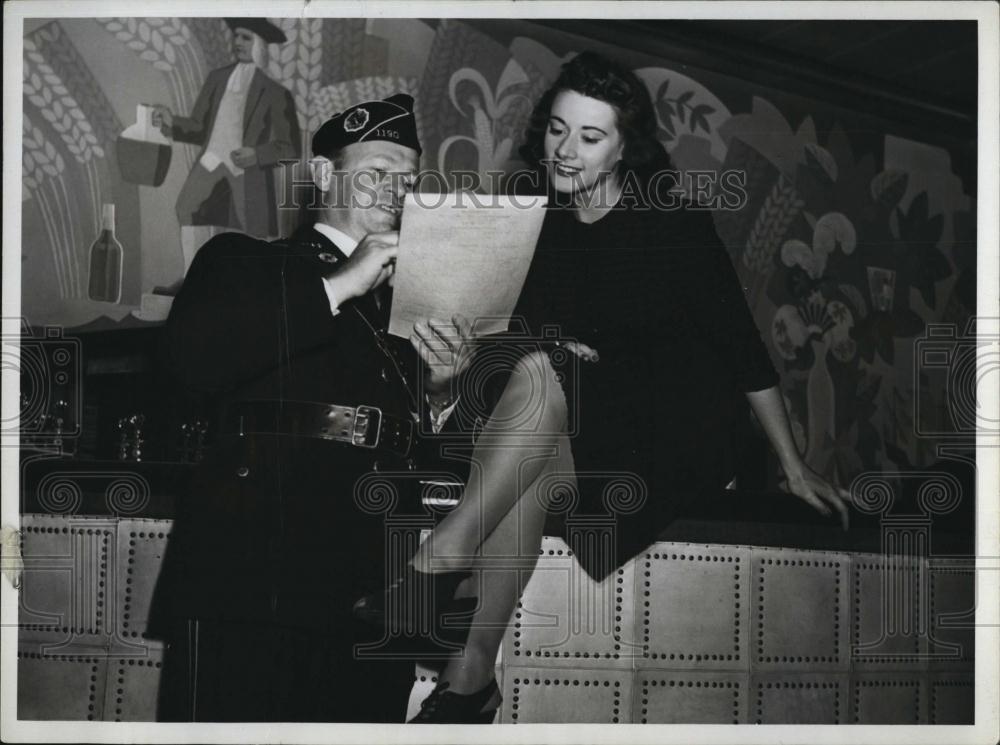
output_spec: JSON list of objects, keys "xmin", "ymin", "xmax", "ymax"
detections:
[{"xmin": 359, "ymin": 51, "xmax": 852, "ymax": 723}]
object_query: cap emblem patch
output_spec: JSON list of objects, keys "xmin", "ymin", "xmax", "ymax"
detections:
[{"xmin": 344, "ymin": 108, "xmax": 370, "ymax": 133}]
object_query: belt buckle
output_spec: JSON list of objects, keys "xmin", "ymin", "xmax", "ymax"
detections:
[{"xmin": 352, "ymin": 405, "xmax": 382, "ymax": 449}]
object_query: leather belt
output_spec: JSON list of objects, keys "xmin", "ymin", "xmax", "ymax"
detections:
[{"xmin": 221, "ymin": 400, "xmax": 414, "ymax": 457}]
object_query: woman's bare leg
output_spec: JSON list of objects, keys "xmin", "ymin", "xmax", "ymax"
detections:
[
  {"xmin": 435, "ymin": 433, "xmax": 575, "ymax": 695},
  {"xmin": 411, "ymin": 350, "xmax": 569, "ymax": 573}
]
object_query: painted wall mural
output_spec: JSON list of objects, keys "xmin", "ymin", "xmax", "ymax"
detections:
[{"xmin": 20, "ymin": 17, "xmax": 975, "ymax": 486}]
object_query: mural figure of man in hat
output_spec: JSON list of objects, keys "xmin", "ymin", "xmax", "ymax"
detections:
[{"xmin": 152, "ymin": 18, "xmax": 300, "ymax": 272}]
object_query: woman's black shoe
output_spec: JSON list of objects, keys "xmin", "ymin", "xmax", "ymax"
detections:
[
  {"xmin": 408, "ymin": 679, "xmax": 501, "ymax": 724},
  {"xmin": 353, "ymin": 564, "xmax": 475, "ymax": 652}
]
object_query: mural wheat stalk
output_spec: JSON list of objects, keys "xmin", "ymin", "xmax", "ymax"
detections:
[
  {"xmin": 23, "ymin": 38, "xmax": 103, "ymax": 164},
  {"xmin": 31, "ymin": 23, "xmax": 122, "ymax": 152},
  {"xmin": 744, "ymin": 175, "xmax": 803, "ymax": 274},
  {"xmin": 22, "ymin": 115, "xmax": 74, "ymax": 298},
  {"xmin": 22, "ymin": 45, "xmax": 99, "ymax": 231},
  {"xmin": 268, "ymin": 18, "xmax": 323, "ymax": 156},
  {"xmin": 744, "ymin": 174, "xmax": 804, "ymax": 313}
]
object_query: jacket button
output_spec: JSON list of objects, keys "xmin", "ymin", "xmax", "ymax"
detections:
[
  {"xmin": 380, "ymin": 368, "xmax": 390, "ymax": 382},
  {"xmin": 236, "ymin": 466, "xmax": 250, "ymax": 478}
]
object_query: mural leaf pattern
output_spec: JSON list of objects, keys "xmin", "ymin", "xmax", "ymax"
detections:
[
  {"xmin": 265, "ymin": 18, "xmax": 324, "ymax": 154},
  {"xmin": 22, "ymin": 114, "xmax": 65, "ymax": 192},
  {"xmin": 22, "ymin": 114, "xmax": 78, "ymax": 298},
  {"xmin": 321, "ymin": 19, "xmax": 369, "ymax": 84},
  {"xmin": 23, "ymin": 37, "xmax": 103, "ymax": 163},
  {"xmin": 744, "ymin": 174, "xmax": 804, "ymax": 274}
]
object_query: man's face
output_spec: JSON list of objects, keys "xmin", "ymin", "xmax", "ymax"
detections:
[
  {"xmin": 317, "ymin": 141, "xmax": 419, "ymax": 241},
  {"xmin": 232, "ymin": 28, "xmax": 256, "ymax": 63}
]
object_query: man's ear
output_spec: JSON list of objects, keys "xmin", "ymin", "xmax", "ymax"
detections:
[{"xmin": 310, "ymin": 156, "xmax": 332, "ymax": 193}]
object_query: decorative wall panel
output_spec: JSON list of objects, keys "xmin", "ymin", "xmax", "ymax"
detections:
[
  {"xmin": 750, "ymin": 672, "xmax": 848, "ymax": 724},
  {"xmin": 850, "ymin": 672, "xmax": 925, "ymax": 723},
  {"xmin": 504, "ymin": 536, "xmax": 637, "ymax": 670},
  {"xmin": 928, "ymin": 674, "xmax": 974, "ymax": 723},
  {"xmin": 105, "ymin": 650, "xmax": 165, "ymax": 721},
  {"xmin": 927, "ymin": 559, "xmax": 975, "ymax": 669},
  {"xmin": 633, "ymin": 671, "xmax": 748, "ymax": 724},
  {"xmin": 750, "ymin": 547, "xmax": 850, "ymax": 672},
  {"xmin": 851, "ymin": 553, "xmax": 927, "ymax": 670},
  {"xmin": 636, "ymin": 543, "xmax": 749, "ymax": 671},
  {"xmin": 501, "ymin": 667, "xmax": 632, "ymax": 723},
  {"xmin": 15, "ymin": 522, "xmax": 977, "ymax": 724},
  {"xmin": 18, "ymin": 514, "xmax": 114, "ymax": 653},
  {"xmin": 114, "ymin": 518, "xmax": 171, "ymax": 651},
  {"xmin": 17, "ymin": 651, "xmax": 109, "ymax": 721}
]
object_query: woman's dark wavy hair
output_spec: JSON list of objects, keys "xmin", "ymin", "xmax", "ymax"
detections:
[{"xmin": 519, "ymin": 51, "xmax": 672, "ymax": 184}]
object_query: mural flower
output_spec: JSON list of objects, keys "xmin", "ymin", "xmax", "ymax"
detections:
[
  {"xmin": 771, "ymin": 211, "xmax": 859, "ymax": 365},
  {"xmin": 439, "ymin": 61, "xmax": 532, "ymax": 187},
  {"xmin": 772, "ymin": 294, "xmax": 856, "ymax": 366},
  {"xmin": 713, "ymin": 97, "xmax": 817, "ymax": 294},
  {"xmin": 780, "ymin": 212, "xmax": 857, "ymax": 281}
]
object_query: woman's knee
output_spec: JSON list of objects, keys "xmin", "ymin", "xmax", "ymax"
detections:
[{"xmin": 510, "ymin": 351, "xmax": 568, "ymax": 427}]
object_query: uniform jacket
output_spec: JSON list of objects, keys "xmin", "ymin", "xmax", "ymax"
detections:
[
  {"xmin": 171, "ymin": 64, "xmax": 300, "ymax": 236},
  {"xmin": 152, "ymin": 225, "xmax": 427, "ymax": 633}
]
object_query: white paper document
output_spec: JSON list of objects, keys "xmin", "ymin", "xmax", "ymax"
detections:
[{"xmin": 388, "ymin": 193, "xmax": 547, "ymax": 338}]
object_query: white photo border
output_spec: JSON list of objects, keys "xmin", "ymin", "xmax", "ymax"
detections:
[{"xmin": 2, "ymin": 1, "xmax": 997, "ymax": 744}]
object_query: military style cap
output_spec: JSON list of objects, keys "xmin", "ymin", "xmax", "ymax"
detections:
[
  {"xmin": 224, "ymin": 18, "xmax": 287, "ymax": 44},
  {"xmin": 311, "ymin": 93, "xmax": 422, "ymax": 158}
]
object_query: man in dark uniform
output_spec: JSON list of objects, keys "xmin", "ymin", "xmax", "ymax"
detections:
[{"xmin": 151, "ymin": 93, "xmax": 467, "ymax": 722}]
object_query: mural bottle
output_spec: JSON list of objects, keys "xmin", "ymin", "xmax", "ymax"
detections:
[{"xmin": 88, "ymin": 203, "xmax": 123, "ymax": 303}]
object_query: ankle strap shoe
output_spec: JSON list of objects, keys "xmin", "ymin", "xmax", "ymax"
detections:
[{"xmin": 408, "ymin": 679, "xmax": 501, "ymax": 724}]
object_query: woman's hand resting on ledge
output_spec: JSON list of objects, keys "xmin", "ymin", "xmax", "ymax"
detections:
[{"xmin": 779, "ymin": 460, "xmax": 852, "ymax": 531}]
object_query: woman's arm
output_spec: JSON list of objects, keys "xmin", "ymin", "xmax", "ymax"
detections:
[{"xmin": 746, "ymin": 386, "xmax": 852, "ymax": 529}]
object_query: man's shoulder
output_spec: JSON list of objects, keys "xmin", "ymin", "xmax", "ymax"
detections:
[
  {"xmin": 184, "ymin": 233, "xmax": 298, "ymax": 276},
  {"xmin": 197, "ymin": 231, "xmax": 276, "ymax": 258}
]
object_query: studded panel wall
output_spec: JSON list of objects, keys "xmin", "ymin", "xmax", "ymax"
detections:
[{"xmin": 15, "ymin": 517, "xmax": 975, "ymax": 723}]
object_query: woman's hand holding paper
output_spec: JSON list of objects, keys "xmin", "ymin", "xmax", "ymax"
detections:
[{"xmin": 411, "ymin": 314, "xmax": 475, "ymax": 404}]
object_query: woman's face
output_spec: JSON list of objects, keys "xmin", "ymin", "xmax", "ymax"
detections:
[{"xmin": 543, "ymin": 90, "xmax": 624, "ymax": 195}]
